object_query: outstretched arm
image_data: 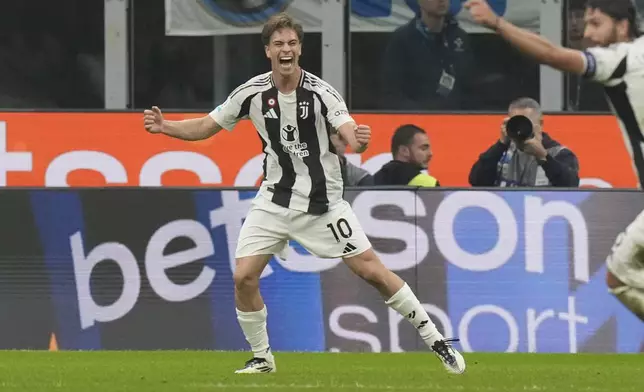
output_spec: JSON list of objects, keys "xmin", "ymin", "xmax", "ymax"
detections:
[
  {"xmin": 164, "ymin": 115, "xmax": 222, "ymax": 141},
  {"xmin": 144, "ymin": 106, "xmax": 222, "ymax": 141},
  {"xmin": 464, "ymin": 0, "xmax": 587, "ymax": 75},
  {"xmin": 144, "ymin": 77, "xmax": 256, "ymax": 141},
  {"xmin": 145, "ymin": 101, "xmax": 232, "ymax": 142}
]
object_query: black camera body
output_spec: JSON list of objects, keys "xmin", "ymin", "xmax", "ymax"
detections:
[{"xmin": 506, "ymin": 115, "xmax": 534, "ymax": 142}]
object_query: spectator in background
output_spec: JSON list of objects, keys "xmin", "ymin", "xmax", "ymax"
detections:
[
  {"xmin": 380, "ymin": 0, "xmax": 473, "ymax": 110},
  {"xmin": 564, "ymin": 0, "xmax": 610, "ymax": 111},
  {"xmin": 469, "ymin": 98, "xmax": 580, "ymax": 187},
  {"xmin": 330, "ymin": 132, "xmax": 374, "ymax": 186},
  {"xmin": 374, "ymin": 124, "xmax": 439, "ymax": 187}
]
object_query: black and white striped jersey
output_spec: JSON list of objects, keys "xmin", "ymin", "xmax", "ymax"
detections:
[
  {"xmin": 583, "ymin": 37, "xmax": 644, "ymax": 188},
  {"xmin": 209, "ymin": 70, "xmax": 354, "ymax": 214}
]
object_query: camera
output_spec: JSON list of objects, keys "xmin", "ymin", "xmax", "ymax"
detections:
[{"xmin": 505, "ymin": 115, "xmax": 534, "ymax": 142}]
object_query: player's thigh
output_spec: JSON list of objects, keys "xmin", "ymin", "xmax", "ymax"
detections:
[
  {"xmin": 235, "ymin": 198, "xmax": 289, "ymax": 260},
  {"xmin": 291, "ymin": 200, "xmax": 371, "ymax": 259},
  {"xmin": 606, "ymin": 211, "xmax": 644, "ymax": 290}
]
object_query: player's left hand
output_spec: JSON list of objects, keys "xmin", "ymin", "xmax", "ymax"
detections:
[
  {"xmin": 464, "ymin": 0, "xmax": 500, "ymax": 30},
  {"xmin": 355, "ymin": 125, "xmax": 371, "ymax": 147}
]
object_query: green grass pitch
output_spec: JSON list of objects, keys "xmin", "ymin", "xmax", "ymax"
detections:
[{"xmin": 0, "ymin": 351, "xmax": 641, "ymax": 391}]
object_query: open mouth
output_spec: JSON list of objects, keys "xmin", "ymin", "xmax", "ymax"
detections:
[{"xmin": 279, "ymin": 56, "xmax": 294, "ymax": 69}]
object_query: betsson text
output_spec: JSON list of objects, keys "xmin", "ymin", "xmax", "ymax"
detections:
[{"xmin": 71, "ymin": 191, "xmax": 591, "ymax": 349}]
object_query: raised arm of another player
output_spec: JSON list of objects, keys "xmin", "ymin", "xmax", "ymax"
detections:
[{"xmin": 464, "ymin": 0, "xmax": 587, "ymax": 76}]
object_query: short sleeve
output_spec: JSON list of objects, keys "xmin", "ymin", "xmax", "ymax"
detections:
[
  {"xmin": 208, "ymin": 91, "xmax": 248, "ymax": 131},
  {"xmin": 320, "ymin": 84, "xmax": 354, "ymax": 130},
  {"xmin": 583, "ymin": 43, "xmax": 630, "ymax": 84}
]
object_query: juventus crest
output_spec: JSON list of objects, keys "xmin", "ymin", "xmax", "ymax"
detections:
[{"xmin": 299, "ymin": 101, "xmax": 310, "ymax": 120}]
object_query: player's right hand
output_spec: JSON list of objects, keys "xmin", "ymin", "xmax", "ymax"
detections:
[{"xmin": 143, "ymin": 106, "xmax": 164, "ymax": 134}]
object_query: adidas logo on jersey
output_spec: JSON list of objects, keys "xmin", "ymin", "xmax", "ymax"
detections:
[
  {"xmin": 343, "ymin": 242, "xmax": 357, "ymax": 254},
  {"xmin": 264, "ymin": 108, "xmax": 278, "ymax": 119}
]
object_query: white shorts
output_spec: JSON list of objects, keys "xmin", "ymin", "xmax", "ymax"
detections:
[
  {"xmin": 606, "ymin": 210, "xmax": 644, "ymax": 290},
  {"xmin": 235, "ymin": 195, "xmax": 372, "ymax": 260}
]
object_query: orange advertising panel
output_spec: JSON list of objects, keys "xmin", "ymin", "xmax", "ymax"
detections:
[{"xmin": 0, "ymin": 112, "xmax": 638, "ymax": 188}]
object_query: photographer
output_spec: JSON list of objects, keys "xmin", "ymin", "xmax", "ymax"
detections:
[{"xmin": 469, "ymin": 98, "xmax": 580, "ymax": 187}]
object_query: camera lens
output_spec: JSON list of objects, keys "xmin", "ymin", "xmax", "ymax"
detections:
[{"xmin": 506, "ymin": 115, "xmax": 534, "ymax": 142}]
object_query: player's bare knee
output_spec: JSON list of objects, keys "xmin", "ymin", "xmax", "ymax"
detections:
[
  {"xmin": 233, "ymin": 269, "xmax": 259, "ymax": 291},
  {"xmin": 233, "ymin": 255, "xmax": 270, "ymax": 290},
  {"xmin": 233, "ymin": 260, "xmax": 261, "ymax": 291}
]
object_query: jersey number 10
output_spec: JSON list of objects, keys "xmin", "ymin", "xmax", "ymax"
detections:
[{"xmin": 326, "ymin": 218, "xmax": 353, "ymax": 242}]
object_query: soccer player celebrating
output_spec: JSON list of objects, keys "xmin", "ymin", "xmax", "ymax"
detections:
[
  {"xmin": 144, "ymin": 13, "xmax": 466, "ymax": 373},
  {"xmin": 466, "ymin": 0, "xmax": 644, "ymax": 321}
]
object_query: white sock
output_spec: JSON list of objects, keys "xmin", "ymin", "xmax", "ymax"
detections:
[
  {"xmin": 236, "ymin": 306, "xmax": 272, "ymax": 359},
  {"xmin": 385, "ymin": 283, "xmax": 444, "ymax": 347}
]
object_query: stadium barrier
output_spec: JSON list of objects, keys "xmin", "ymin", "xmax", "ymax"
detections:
[
  {"xmin": 0, "ymin": 112, "xmax": 638, "ymax": 188},
  {"xmin": 0, "ymin": 187, "xmax": 642, "ymax": 353}
]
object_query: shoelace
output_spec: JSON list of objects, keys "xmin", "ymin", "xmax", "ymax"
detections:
[{"xmin": 432, "ymin": 338, "xmax": 460, "ymax": 365}]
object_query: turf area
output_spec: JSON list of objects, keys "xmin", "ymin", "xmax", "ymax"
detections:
[{"xmin": 0, "ymin": 351, "xmax": 641, "ymax": 391}]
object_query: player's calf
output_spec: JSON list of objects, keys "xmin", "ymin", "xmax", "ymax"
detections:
[
  {"xmin": 343, "ymin": 249, "xmax": 404, "ymax": 297},
  {"xmin": 234, "ymin": 255, "xmax": 276, "ymax": 374},
  {"xmin": 343, "ymin": 249, "xmax": 466, "ymax": 374},
  {"xmin": 606, "ymin": 270, "xmax": 644, "ymax": 321}
]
